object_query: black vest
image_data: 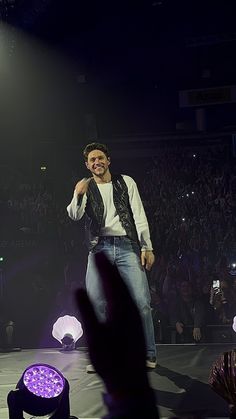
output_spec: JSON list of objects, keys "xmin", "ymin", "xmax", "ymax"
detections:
[{"xmin": 84, "ymin": 174, "xmax": 139, "ymax": 250}]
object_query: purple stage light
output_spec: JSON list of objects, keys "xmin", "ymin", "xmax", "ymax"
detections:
[
  {"xmin": 23, "ymin": 364, "xmax": 65, "ymax": 399},
  {"xmin": 7, "ymin": 363, "xmax": 75, "ymax": 418}
]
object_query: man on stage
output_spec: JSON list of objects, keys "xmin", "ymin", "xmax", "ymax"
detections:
[{"xmin": 67, "ymin": 142, "xmax": 157, "ymax": 370}]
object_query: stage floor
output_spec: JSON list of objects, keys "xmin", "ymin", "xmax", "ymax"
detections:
[{"xmin": 0, "ymin": 343, "xmax": 233, "ymax": 418}]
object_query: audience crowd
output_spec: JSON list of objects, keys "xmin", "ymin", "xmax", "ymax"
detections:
[{"xmin": 140, "ymin": 144, "xmax": 236, "ymax": 342}]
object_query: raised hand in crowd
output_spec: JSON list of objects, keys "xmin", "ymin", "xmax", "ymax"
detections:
[{"xmin": 76, "ymin": 252, "xmax": 159, "ymax": 419}]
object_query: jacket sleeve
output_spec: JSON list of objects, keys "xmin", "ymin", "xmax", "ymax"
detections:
[
  {"xmin": 193, "ymin": 299, "xmax": 205, "ymax": 328},
  {"xmin": 123, "ymin": 175, "xmax": 153, "ymax": 251},
  {"xmin": 66, "ymin": 190, "xmax": 87, "ymax": 220},
  {"xmin": 168, "ymin": 298, "xmax": 180, "ymax": 327}
]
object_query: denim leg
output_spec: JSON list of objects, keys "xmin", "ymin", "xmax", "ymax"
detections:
[
  {"xmin": 114, "ymin": 238, "xmax": 157, "ymax": 358},
  {"xmin": 85, "ymin": 251, "xmax": 107, "ymax": 321},
  {"xmin": 85, "ymin": 237, "xmax": 156, "ymax": 358}
]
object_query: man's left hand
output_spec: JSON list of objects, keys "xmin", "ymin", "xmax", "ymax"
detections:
[{"xmin": 141, "ymin": 251, "xmax": 155, "ymax": 271}]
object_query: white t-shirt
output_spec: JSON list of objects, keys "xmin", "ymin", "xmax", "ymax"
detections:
[{"xmin": 97, "ymin": 182, "xmax": 127, "ymax": 236}]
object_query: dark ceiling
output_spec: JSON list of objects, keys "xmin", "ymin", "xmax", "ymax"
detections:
[
  {"xmin": 0, "ymin": 0, "xmax": 235, "ymax": 152},
  {"xmin": 4, "ymin": 0, "xmax": 236, "ymax": 85}
]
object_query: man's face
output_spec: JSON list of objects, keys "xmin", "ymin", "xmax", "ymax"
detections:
[{"xmin": 85, "ymin": 149, "xmax": 110, "ymax": 177}]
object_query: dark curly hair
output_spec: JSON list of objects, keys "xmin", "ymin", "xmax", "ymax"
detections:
[{"xmin": 83, "ymin": 142, "xmax": 110, "ymax": 161}]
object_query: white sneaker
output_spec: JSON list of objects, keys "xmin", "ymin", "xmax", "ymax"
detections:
[
  {"xmin": 146, "ymin": 357, "xmax": 157, "ymax": 369},
  {"xmin": 86, "ymin": 364, "xmax": 96, "ymax": 373}
]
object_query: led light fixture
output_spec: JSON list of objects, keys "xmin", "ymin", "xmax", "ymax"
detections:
[{"xmin": 7, "ymin": 363, "xmax": 78, "ymax": 418}]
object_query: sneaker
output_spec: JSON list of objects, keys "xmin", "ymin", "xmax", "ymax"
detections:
[
  {"xmin": 146, "ymin": 357, "xmax": 157, "ymax": 369},
  {"xmin": 86, "ymin": 364, "xmax": 96, "ymax": 373}
]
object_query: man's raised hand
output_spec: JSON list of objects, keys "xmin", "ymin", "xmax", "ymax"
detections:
[{"xmin": 75, "ymin": 178, "xmax": 92, "ymax": 196}]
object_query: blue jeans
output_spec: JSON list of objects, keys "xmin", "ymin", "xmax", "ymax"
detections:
[{"xmin": 85, "ymin": 236, "xmax": 156, "ymax": 358}]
